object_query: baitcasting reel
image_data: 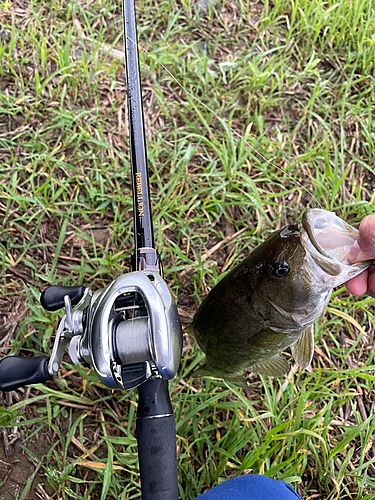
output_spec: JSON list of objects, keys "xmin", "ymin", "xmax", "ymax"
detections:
[{"xmin": 0, "ymin": 264, "xmax": 182, "ymax": 392}]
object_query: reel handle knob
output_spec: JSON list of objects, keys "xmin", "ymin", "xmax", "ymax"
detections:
[
  {"xmin": 40, "ymin": 285, "xmax": 86, "ymax": 311},
  {"xmin": 0, "ymin": 356, "xmax": 51, "ymax": 392}
]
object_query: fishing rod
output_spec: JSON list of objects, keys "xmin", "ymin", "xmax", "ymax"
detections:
[{"xmin": 0, "ymin": 1, "xmax": 182, "ymax": 498}]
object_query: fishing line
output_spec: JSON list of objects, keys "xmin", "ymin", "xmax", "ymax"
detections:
[{"xmin": 125, "ymin": 34, "xmax": 322, "ymax": 208}]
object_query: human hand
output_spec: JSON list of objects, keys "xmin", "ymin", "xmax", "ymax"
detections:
[{"xmin": 346, "ymin": 215, "xmax": 375, "ymax": 297}]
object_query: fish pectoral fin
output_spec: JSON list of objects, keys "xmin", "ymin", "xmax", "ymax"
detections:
[
  {"xmin": 191, "ymin": 365, "xmax": 224, "ymax": 380},
  {"xmin": 191, "ymin": 365, "xmax": 212, "ymax": 378},
  {"xmin": 291, "ymin": 324, "xmax": 315, "ymax": 369},
  {"xmin": 224, "ymin": 374, "xmax": 247, "ymax": 387},
  {"xmin": 248, "ymin": 353, "xmax": 289, "ymax": 377},
  {"xmin": 191, "ymin": 366, "xmax": 246, "ymax": 387}
]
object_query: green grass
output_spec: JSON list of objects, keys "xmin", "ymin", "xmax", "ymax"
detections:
[{"xmin": 0, "ymin": 0, "xmax": 374, "ymax": 498}]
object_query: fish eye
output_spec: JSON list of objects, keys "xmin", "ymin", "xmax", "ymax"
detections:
[{"xmin": 271, "ymin": 261, "xmax": 290, "ymax": 278}]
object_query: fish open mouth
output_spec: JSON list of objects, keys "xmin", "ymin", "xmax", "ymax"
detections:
[
  {"xmin": 299, "ymin": 208, "xmax": 371, "ymax": 284},
  {"xmin": 302, "ymin": 209, "xmax": 359, "ymax": 265}
]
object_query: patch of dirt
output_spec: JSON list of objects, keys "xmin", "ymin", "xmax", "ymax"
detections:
[{"xmin": 0, "ymin": 431, "xmax": 53, "ymax": 500}]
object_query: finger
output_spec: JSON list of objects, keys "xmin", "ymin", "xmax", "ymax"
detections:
[
  {"xmin": 348, "ymin": 241, "xmax": 362, "ymax": 263},
  {"xmin": 367, "ymin": 266, "xmax": 375, "ymax": 297},
  {"xmin": 349, "ymin": 215, "xmax": 375, "ymax": 263},
  {"xmin": 346, "ymin": 269, "xmax": 369, "ymax": 296},
  {"xmin": 348, "ymin": 245, "xmax": 374, "ymax": 264}
]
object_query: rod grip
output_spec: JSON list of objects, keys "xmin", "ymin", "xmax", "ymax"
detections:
[
  {"xmin": 136, "ymin": 414, "xmax": 178, "ymax": 500},
  {"xmin": 0, "ymin": 356, "xmax": 51, "ymax": 392},
  {"xmin": 137, "ymin": 379, "xmax": 178, "ymax": 500}
]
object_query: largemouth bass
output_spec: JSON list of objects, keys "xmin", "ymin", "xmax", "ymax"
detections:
[{"xmin": 190, "ymin": 209, "xmax": 371, "ymax": 380}]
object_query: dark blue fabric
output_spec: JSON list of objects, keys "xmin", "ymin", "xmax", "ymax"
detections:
[{"xmin": 195, "ymin": 475, "xmax": 302, "ymax": 500}]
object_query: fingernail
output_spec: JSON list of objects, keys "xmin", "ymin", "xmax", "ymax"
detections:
[
  {"xmin": 348, "ymin": 241, "xmax": 369, "ymax": 263},
  {"xmin": 348, "ymin": 241, "xmax": 360, "ymax": 263}
]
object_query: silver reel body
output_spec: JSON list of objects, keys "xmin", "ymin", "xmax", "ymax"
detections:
[{"xmin": 49, "ymin": 272, "xmax": 182, "ymax": 389}]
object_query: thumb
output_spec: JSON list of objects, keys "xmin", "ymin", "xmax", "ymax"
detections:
[
  {"xmin": 348, "ymin": 241, "xmax": 368, "ymax": 263},
  {"xmin": 348, "ymin": 215, "xmax": 375, "ymax": 263}
]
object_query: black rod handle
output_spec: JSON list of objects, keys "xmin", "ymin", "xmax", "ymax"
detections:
[
  {"xmin": 137, "ymin": 379, "xmax": 178, "ymax": 500},
  {"xmin": 0, "ymin": 356, "xmax": 51, "ymax": 392}
]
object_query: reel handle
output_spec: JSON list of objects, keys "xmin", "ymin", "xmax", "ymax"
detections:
[
  {"xmin": 40, "ymin": 285, "xmax": 86, "ymax": 311},
  {"xmin": 0, "ymin": 356, "xmax": 51, "ymax": 392}
]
